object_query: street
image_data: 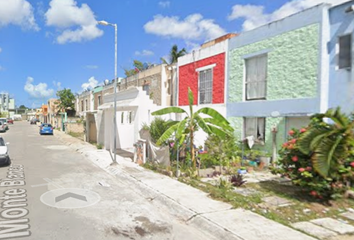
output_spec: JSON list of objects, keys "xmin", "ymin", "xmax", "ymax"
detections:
[{"xmin": 0, "ymin": 121, "xmax": 217, "ymax": 240}]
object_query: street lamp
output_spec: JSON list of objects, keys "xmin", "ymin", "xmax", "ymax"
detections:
[{"xmin": 98, "ymin": 20, "xmax": 118, "ymax": 164}]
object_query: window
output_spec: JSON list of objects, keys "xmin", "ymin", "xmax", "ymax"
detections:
[
  {"xmin": 338, "ymin": 34, "xmax": 352, "ymax": 69},
  {"xmin": 127, "ymin": 111, "xmax": 133, "ymax": 124},
  {"xmin": 81, "ymin": 100, "xmax": 84, "ymax": 112},
  {"xmin": 121, "ymin": 112, "xmax": 124, "ymax": 124},
  {"xmin": 98, "ymin": 96, "xmax": 101, "ymax": 106},
  {"xmin": 245, "ymin": 54, "xmax": 267, "ymax": 100},
  {"xmin": 199, "ymin": 68, "xmax": 213, "ymax": 104},
  {"xmin": 85, "ymin": 99, "xmax": 88, "ymax": 111},
  {"xmin": 244, "ymin": 117, "xmax": 266, "ymax": 142}
]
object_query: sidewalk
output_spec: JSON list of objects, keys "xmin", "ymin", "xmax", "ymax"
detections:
[{"xmin": 54, "ymin": 130, "xmax": 317, "ymax": 240}]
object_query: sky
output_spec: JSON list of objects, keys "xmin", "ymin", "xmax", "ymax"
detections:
[{"xmin": 0, "ymin": 0, "xmax": 348, "ymax": 108}]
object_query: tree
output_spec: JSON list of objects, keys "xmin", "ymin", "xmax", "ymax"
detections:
[
  {"xmin": 124, "ymin": 60, "xmax": 151, "ymax": 77},
  {"xmin": 152, "ymin": 87, "xmax": 233, "ymax": 168},
  {"xmin": 297, "ymin": 108, "xmax": 354, "ymax": 178},
  {"xmin": 56, "ymin": 88, "xmax": 76, "ymax": 114},
  {"xmin": 18, "ymin": 105, "xmax": 28, "ymax": 109},
  {"xmin": 161, "ymin": 44, "xmax": 187, "ymax": 65}
]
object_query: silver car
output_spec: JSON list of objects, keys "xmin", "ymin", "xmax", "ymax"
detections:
[
  {"xmin": 0, "ymin": 137, "xmax": 10, "ymax": 166},
  {"xmin": 0, "ymin": 122, "xmax": 5, "ymax": 132},
  {"xmin": 0, "ymin": 118, "xmax": 8, "ymax": 131}
]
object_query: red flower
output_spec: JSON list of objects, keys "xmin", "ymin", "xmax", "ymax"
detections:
[
  {"xmin": 291, "ymin": 156, "xmax": 298, "ymax": 162},
  {"xmin": 310, "ymin": 191, "xmax": 317, "ymax": 197},
  {"xmin": 298, "ymin": 168, "xmax": 305, "ymax": 173},
  {"xmin": 306, "ymin": 166, "xmax": 312, "ymax": 171},
  {"xmin": 300, "ymin": 128, "xmax": 307, "ymax": 133},
  {"xmin": 288, "ymin": 144, "xmax": 294, "ymax": 150},
  {"xmin": 291, "ymin": 139, "xmax": 297, "ymax": 144},
  {"xmin": 282, "ymin": 142, "xmax": 288, "ymax": 148},
  {"xmin": 289, "ymin": 130, "xmax": 295, "ymax": 136},
  {"xmin": 350, "ymin": 162, "xmax": 354, "ymax": 168}
]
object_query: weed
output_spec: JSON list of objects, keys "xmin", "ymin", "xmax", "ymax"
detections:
[{"xmin": 230, "ymin": 174, "xmax": 247, "ymax": 187}]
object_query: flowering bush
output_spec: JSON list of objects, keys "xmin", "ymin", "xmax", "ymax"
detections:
[{"xmin": 273, "ymin": 127, "xmax": 354, "ymax": 199}]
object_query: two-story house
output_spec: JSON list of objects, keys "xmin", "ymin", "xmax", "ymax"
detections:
[
  {"xmin": 227, "ymin": 4, "xmax": 332, "ymax": 159},
  {"xmin": 176, "ymin": 33, "xmax": 236, "ymax": 146}
]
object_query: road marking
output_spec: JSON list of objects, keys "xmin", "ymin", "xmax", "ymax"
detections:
[
  {"xmin": 55, "ymin": 192, "xmax": 87, "ymax": 203},
  {"xmin": 31, "ymin": 178, "xmax": 63, "ymax": 189},
  {"xmin": 31, "ymin": 183, "xmax": 49, "ymax": 188},
  {"xmin": 40, "ymin": 188, "xmax": 100, "ymax": 209}
]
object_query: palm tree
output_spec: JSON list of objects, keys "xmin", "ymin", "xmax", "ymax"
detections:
[
  {"xmin": 297, "ymin": 108, "xmax": 354, "ymax": 178},
  {"xmin": 152, "ymin": 87, "xmax": 233, "ymax": 168},
  {"xmin": 161, "ymin": 44, "xmax": 187, "ymax": 65},
  {"xmin": 161, "ymin": 45, "xmax": 187, "ymax": 105}
]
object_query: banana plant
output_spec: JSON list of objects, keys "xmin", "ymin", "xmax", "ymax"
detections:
[
  {"xmin": 297, "ymin": 108, "xmax": 354, "ymax": 178},
  {"xmin": 152, "ymin": 87, "xmax": 233, "ymax": 169}
]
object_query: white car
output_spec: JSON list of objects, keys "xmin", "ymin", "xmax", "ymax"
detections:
[{"xmin": 0, "ymin": 137, "xmax": 10, "ymax": 166}]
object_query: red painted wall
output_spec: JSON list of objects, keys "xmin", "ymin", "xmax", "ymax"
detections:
[{"xmin": 178, "ymin": 53, "xmax": 225, "ymax": 106}]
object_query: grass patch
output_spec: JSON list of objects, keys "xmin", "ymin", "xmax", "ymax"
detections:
[
  {"xmin": 141, "ymin": 162, "xmax": 354, "ymax": 227},
  {"xmin": 68, "ymin": 131, "xmax": 84, "ymax": 140}
]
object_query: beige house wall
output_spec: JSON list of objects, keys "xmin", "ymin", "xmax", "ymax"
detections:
[{"xmin": 118, "ymin": 64, "xmax": 170, "ymax": 106}]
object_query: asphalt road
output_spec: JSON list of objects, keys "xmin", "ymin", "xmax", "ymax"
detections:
[{"xmin": 0, "ymin": 121, "xmax": 216, "ymax": 240}]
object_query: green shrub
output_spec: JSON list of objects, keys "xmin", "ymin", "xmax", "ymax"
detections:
[
  {"xmin": 273, "ymin": 123, "xmax": 354, "ymax": 199},
  {"xmin": 148, "ymin": 117, "xmax": 170, "ymax": 144},
  {"xmin": 202, "ymin": 133, "xmax": 240, "ymax": 169}
]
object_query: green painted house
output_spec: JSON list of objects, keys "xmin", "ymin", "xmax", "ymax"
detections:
[{"xmin": 227, "ymin": 3, "xmax": 332, "ymax": 160}]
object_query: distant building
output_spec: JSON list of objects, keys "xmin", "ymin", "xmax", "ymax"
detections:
[{"xmin": 0, "ymin": 93, "xmax": 15, "ymax": 117}]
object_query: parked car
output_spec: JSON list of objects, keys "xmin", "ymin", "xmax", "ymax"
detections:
[
  {"xmin": 7, "ymin": 118, "xmax": 14, "ymax": 124},
  {"xmin": 39, "ymin": 123, "xmax": 54, "ymax": 135},
  {"xmin": 30, "ymin": 118, "xmax": 39, "ymax": 124},
  {"xmin": 0, "ymin": 122, "xmax": 5, "ymax": 133},
  {"xmin": 0, "ymin": 118, "xmax": 8, "ymax": 130},
  {"xmin": 0, "ymin": 137, "xmax": 10, "ymax": 166}
]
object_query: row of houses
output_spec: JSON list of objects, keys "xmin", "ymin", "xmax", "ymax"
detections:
[{"xmin": 64, "ymin": 1, "xmax": 353, "ymax": 158}]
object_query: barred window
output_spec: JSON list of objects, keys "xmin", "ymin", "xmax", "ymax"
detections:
[
  {"xmin": 199, "ymin": 68, "xmax": 213, "ymax": 104},
  {"xmin": 338, "ymin": 34, "xmax": 352, "ymax": 69}
]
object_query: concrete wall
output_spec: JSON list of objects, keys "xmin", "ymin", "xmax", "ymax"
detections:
[
  {"xmin": 100, "ymin": 87, "xmax": 158, "ymax": 151},
  {"xmin": 228, "ymin": 23, "xmax": 320, "ymax": 104},
  {"xmin": 118, "ymin": 64, "xmax": 168, "ymax": 106},
  {"xmin": 328, "ymin": 1, "xmax": 354, "ymax": 114},
  {"xmin": 66, "ymin": 122, "xmax": 84, "ymax": 133},
  {"xmin": 179, "ymin": 53, "xmax": 225, "ymax": 105},
  {"xmin": 178, "ymin": 40, "xmax": 229, "ymax": 106}
]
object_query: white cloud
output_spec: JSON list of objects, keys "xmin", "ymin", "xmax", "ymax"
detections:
[
  {"xmin": 135, "ymin": 50, "xmax": 154, "ymax": 56},
  {"xmin": 159, "ymin": 1, "xmax": 170, "ymax": 8},
  {"xmin": 85, "ymin": 65, "xmax": 98, "ymax": 69},
  {"xmin": 228, "ymin": 0, "xmax": 350, "ymax": 31},
  {"xmin": 0, "ymin": 66, "xmax": 4, "ymax": 71},
  {"xmin": 185, "ymin": 41, "xmax": 200, "ymax": 52},
  {"xmin": 45, "ymin": 0, "xmax": 103, "ymax": 44},
  {"xmin": 144, "ymin": 14, "xmax": 226, "ymax": 41},
  {"xmin": 0, "ymin": 47, "xmax": 2, "ymax": 53},
  {"xmin": 53, "ymin": 81, "xmax": 62, "ymax": 89},
  {"xmin": 81, "ymin": 76, "xmax": 98, "ymax": 91},
  {"xmin": 0, "ymin": 0, "xmax": 39, "ymax": 30},
  {"xmin": 24, "ymin": 77, "xmax": 54, "ymax": 98}
]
